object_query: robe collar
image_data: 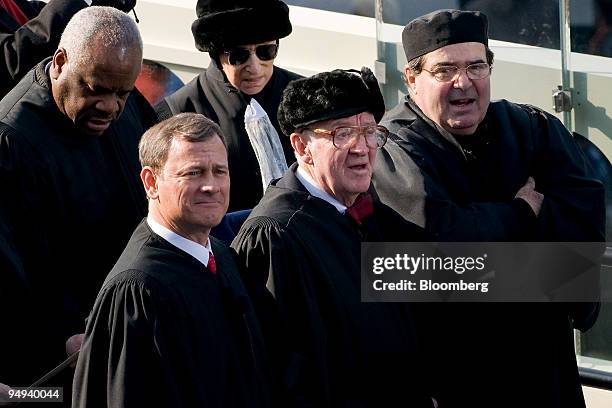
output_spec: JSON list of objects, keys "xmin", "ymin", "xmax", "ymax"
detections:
[
  {"xmin": 146, "ymin": 216, "xmax": 212, "ymax": 267},
  {"xmin": 405, "ymin": 96, "xmax": 465, "ymax": 156},
  {"xmin": 295, "ymin": 165, "xmax": 347, "ymax": 214}
]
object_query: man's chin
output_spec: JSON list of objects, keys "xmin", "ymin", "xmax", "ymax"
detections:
[
  {"xmin": 80, "ymin": 129, "xmax": 105, "ymax": 137},
  {"xmin": 196, "ymin": 212, "xmax": 227, "ymax": 230},
  {"xmin": 446, "ymin": 121, "xmax": 479, "ymax": 136}
]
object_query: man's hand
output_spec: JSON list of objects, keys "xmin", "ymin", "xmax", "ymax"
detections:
[
  {"xmin": 91, "ymin": 0, "xmax": 136, "ymax": 13},
  {"xmin": 66, "ymin": 333, "xmax": 85, "ymax": 355},
  {"xmin": 66, "ymin": 333, "xmax": 85, "ymax": 368},
  {"xmin": 515, "ymin": 176, "xmax": 544, "ymax": 216},
  {"xmin": 66, "ymin": 333, "xmax": 85, "ymax": 367}
]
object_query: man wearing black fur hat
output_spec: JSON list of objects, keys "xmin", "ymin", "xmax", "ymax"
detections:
[
  {"xmin": 156, "ymin": 0, "xmax": 301, "ymax": 212},
  {"xmin": 373, "ymin": 9, "xmax": 605, "ymax": 408},
  {"xmin": 72, "ymin": 113, "xmax": 271, "ymax": 408},
  {"xmin": 232, "ymin": 68, "xmax": 432, "ymax": 407}
]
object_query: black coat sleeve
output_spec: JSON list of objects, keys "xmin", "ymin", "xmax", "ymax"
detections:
[
  {"xmin": 374, "ymin": 136, "xmax": 538, "ymax": 241},
  {"xmin": 72, "ymin": 274, "xmax": 184, "ymax": 408},
  {"xmin": 232, "ymin": 218, "xmax": 331, "ymax": 408},
  {"xmin": 527, "ymin": 108, "xmax": 605, "ymax": 242},
  {"xmin": 0, "ymin": 123, "xmax": 56, "ymax": 385},
  {"xmin": 0, "ymin": 123, "xmax": 26, "ymax": 283},
  {"xmin": 0, "ymin": 0, "xmax": 86, "ymax": 97},
  {"xmin": 526, "ymin": 108, "xmax": 605, "ymax": 331}
]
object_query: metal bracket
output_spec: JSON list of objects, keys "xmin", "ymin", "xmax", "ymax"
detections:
[{"xmin": 553, "ymin": 85, "xmax": 573, "ymax": 112}]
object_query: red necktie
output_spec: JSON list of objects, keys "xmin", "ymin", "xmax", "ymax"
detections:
[
  {"xmin": 345, "ymin": 193, "xmax": 374, "ymax": 226},
  {"xmin": 0, "ymin": 0, "xmax": 28, "ymax": 26},
  {"xmin": 207, "ymin": 252, "xmax": 217, "ymax": 274}
]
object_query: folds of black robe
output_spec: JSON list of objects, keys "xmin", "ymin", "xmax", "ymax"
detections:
[
  {"xmin": 232, "ymin": 164, "xmax": 434, "ymax": 408},
  {"xmin": 0, "ymin": 59, "xmax": 158, "ymax": 386},
  {"xmin": 372, "ymin": 96, "xmax": 606, "ymax": 408},
  {"xmin": 72, "ymin": 220, "xmax": 271, "ymax": 408},
  {"xmin": 155, "ymin": 62, "xmax": 301, "ymax": 211}
]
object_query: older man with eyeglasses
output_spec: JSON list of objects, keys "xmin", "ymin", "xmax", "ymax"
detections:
[
  {"xmin": 373, "ymin": 9, "xmax": 605, "ymax": 408},
  {"xmin": 232, "ymin": 68, "xmax": 432, "ymax": 408},
  {"xmin": 156, "ymin": 0, "xmax": 301, "ymax": 212}
]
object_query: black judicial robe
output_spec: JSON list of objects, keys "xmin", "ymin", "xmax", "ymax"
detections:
[
  {"xmin": 155, "ymin": 62, "xmax": 301, "ymax": 211},
  {"xmin": 374, "ymin": 97, "xmax": 605, "ymax": 243},
  {"xmin": 232, "ymin": 164, "xmax": 432, "ymax": 408},
  {"xmin": 0, "ymin": 59, "xmax": 157, "ymax": 386},
  {"xmin": 73, "ymin": 220, "xmax": 270, "ymax": 408},
  {"xmin": 0, "ymin": 0, "xmax": 86, "ymax": 98},
  {"xmin": 373, "ymin": 97, "xmax": 606, "ymax": 408}
]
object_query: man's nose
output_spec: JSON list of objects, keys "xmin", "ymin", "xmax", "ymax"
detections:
[
  {"xmin": 452, "ymin": 69, "xmax": 473, "ymax": 90},
  {"xmin": 199, "ymin": 176, "xmax": 222, "ymax": 193},
  {"xmin": 95, "ymin": 94, "xmax": 119, "ymax": 115},
  {"xmin": 349, "ymin": 131, "xmax": 370, "ymax": 153}
]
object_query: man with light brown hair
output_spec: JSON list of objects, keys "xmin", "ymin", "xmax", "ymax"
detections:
[{"xmin": 73, "ymin": 113, "xmax": 270, "ymax": 408}]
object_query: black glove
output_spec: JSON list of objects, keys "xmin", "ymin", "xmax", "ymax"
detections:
[{"xmin": 91, "ymin": 0, "xmax": 136, "ymax": 13}]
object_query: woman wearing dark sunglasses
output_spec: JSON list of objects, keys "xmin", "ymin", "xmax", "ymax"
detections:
[{"xmin": 156, "ymin": 0, "xmax": 302, "ymax": 212}]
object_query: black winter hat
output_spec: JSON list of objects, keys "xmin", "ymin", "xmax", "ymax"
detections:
[
  {"xmin": 403, "ymin": 9, "xmax": 488, "ymax": 62},
  {"xmin": 192, "ymin": 0, "xmax": 292, "ymax": 52},
  {"xmin": 277, "ymin": 67, "xmax": 385, "ymax": 136}
]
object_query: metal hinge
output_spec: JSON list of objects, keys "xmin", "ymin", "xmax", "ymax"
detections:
[{"xmin": 553, "ymin": 85, "xmax": 573, "ymax": 112}]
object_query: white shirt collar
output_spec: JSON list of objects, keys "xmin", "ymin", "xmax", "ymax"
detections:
[
  {"xmin": 146, "ymin": 216, "xmax": 212, "ymax": 267},
  {"xmin": 295, "ymin": 166, "xmax": 347, "ymax": 214}
]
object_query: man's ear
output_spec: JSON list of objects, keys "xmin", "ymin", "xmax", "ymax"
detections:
[
  {"xmin": 290, "ymin": 132, "xmax": 313, "ymax": 164},
  {"xmin": 140, "ymin": 167, "xmax": 159, "ymax": 199},
  {"xmin": 404, "ymin": 64, "xmax": 417, "ymax": 94},
  {"xmin": 50, "ymin": 48, "xmax": 67, "ymax": 80}
]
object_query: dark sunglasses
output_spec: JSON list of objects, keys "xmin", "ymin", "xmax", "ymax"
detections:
[{"xmin": 223, "ymin": 44, "xmax": 279, "ymax": 66}]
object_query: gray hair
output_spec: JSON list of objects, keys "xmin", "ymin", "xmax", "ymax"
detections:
[
  {"xmin": 139, "ymin": 113, "xmax": 226, "ymax": 174},
  {"xmin": 59, "ymin": 6, "xmax": 143, "ymax": 68}
]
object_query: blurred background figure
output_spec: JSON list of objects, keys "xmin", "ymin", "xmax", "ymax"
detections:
[
  {"xmin": 135, "ymin": 60, "xmax": 184, "ymax": 106},
  {"xmin": 589, "ymin": 0, "xmax": 612, "ymax": 56}
]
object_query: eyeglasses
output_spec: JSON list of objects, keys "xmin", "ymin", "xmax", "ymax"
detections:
[
  {"xmin": 308, "ymin": 125, "xmax": 389, "ymax": 149},
  {"xmin": 422, "ymin": 62, "xmax": 492, "ymax": 82},
  {"xmin": 222, "ymin": 44, "xmax": 279, "ymax": 66}
]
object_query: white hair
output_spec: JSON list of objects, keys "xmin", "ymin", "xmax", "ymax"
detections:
[{"xmin": 58, "ymin": 6, "xmax": 143, "ymax": 68}]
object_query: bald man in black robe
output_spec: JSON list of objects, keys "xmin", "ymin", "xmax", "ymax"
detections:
[{"xmin": 0, "ymin": 7, "xmax": 156, "ymax": 388}]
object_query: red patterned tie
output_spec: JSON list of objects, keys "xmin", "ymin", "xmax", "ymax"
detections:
[
  {"xmin": 345, "ymin": 193, "xmax": 374, "ymax": 225},
  {"xmin": 0, "ymin": 0, "xmax": 28, "ymax": 26},
  {"xmin": 207, "ymin": 252, "xmax": 217, "ymax": 274}
]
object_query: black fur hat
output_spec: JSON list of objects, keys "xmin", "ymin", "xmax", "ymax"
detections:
[
  {"xmin": 277, "ymin": 67, "xmax": 385, "ymax": 136},
  {"xmin": 192, "ymin": 0, "xmax": 292, "ymax": 52},
  {"xmin": 403, "ymin": 9, "xmax": 488, "ymax": 61}
]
